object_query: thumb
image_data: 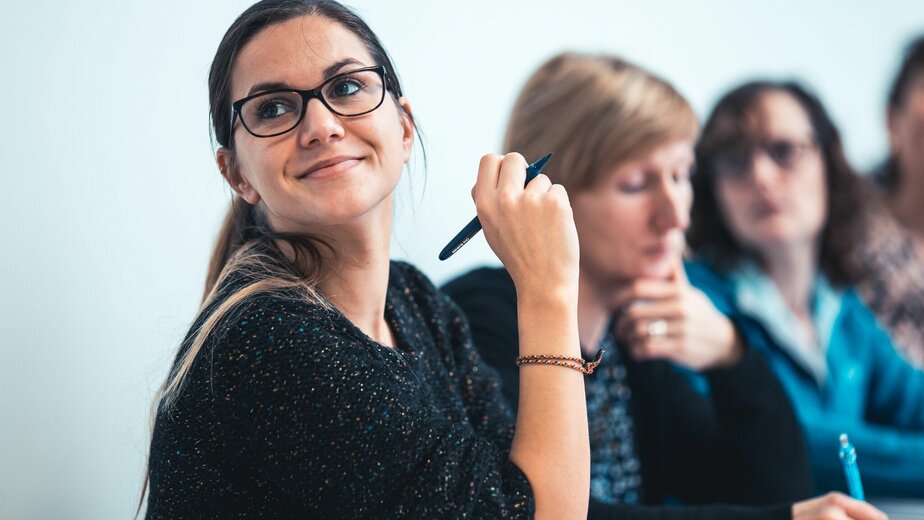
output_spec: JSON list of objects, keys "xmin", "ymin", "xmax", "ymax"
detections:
[{"xmin": 668, "ymin": 254, "xmax": 689, "ymax": 286}]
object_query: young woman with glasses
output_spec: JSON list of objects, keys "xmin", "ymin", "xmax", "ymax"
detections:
[
  {"xmin": 688, "ymin": 80, "xmax": 924, "ymax": 498},
  {"xmin": 444, "ymin": 53, "xmax": 886, "ymax": 520},
  {"xmin": 141, "ymin": 1, "xmax": 590, "ymax": 518}
]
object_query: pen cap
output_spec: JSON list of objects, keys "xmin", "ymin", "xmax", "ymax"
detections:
[
  {"xmin": 838, "ymin": 434, "xmax": 857, "ymax": 464},
  {"xmin": 837, "ymin": 433, "xmax": 865, "ymax": 501}
]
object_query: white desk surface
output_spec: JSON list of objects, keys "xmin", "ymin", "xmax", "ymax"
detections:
[{"xmin": 871, "ymin": 498, "xmax": 924, "ymax": 520}]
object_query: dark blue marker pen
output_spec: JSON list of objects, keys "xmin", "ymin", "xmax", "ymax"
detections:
[
  {"xmin": 439, "ymin": 153, "xmax": 552, "ymax": 261},
  {"xmin": 839, "ymin": 433, "xmax": 865, "ymax": 500}
]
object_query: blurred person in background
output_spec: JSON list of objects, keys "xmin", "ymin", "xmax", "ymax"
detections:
[
  {"xmin": 850, "ymin": 35, "xmax": 924, "ymax": 368},
  {"xmin": 688, "ymin": 79, "xmax": 924, "ymax": 498},
  {"xmin": 445, "ymin": 52, "xmax": 885, "ymax": 520}
]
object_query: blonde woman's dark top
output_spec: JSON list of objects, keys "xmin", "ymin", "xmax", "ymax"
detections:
[{"xmin": 444, "ymin": 266, "xmax": 813, "ymax": 520}]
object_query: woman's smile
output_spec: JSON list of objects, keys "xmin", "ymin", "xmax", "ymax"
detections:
[{"xmin": 296, "ymin": 155, "xmax": 364, "ymax": 180}]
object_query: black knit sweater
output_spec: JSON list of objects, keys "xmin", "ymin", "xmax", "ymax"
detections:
[{"xmin": 146, "ymin": 259, "xmax": 534, "ymax": 519}]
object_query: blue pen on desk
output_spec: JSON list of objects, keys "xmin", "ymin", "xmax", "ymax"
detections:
[
  {"xmin": 438, "ymin": 153, "xmax": 553, "ymax": 261},
  {"xmin": 839, "ymin": 433, "xmax": 865, "ymax": 500}
]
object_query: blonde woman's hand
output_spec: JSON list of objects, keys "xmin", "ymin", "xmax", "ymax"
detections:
[
  {"xmin": 613, "ymin": 258, "xmax": 743, "ymax": 371},
  {"xmin": 472, "ymin": 153, "xmax": 579, "ymax": 302},
  {"xmin": 792, "ymin": 493, "xmax": 888, "ymax": 520}
]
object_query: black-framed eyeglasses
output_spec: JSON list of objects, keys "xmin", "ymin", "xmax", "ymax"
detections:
[
  {"xmin": 230, "ymin": 66, "xmax": 388, "ymax": 138},
  {"xmin": 711, "ymin": 138, "xmax": 818, "ymax": 180}
]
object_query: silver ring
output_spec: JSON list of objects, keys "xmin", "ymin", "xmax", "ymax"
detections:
[{"xmin": 647, "ymin": 319, "xmax": 668, "ymax": 339}]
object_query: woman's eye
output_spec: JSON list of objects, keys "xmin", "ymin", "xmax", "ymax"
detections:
[
  {"xmin": 329, "ymin": 78, "xmax": 363, "ymax": 98},
  {"xmin": 768, "ymin": 142, "xmax": 798, "ymax": 165},
  {"xmin": 713, "ymin": 151, "xmax": 750, "ymax": 179},
  {"xmin": 619, "ymin": 176, "xmax": 647, "ymax": 193},
  {"xmin": 256, "ymin": 100, "xmax": 294, "ymax": 120}
]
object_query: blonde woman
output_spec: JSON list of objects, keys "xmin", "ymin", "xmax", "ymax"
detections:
[
  {"xmin": 444, "ymin": 53, "xmax": 886, "ymax": 520},
  {"xmin": 142, "ymin": 1, "xmax": 590, "ymax": 518}
]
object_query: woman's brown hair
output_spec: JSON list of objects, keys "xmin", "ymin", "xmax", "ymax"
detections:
[{"xmin": 878, "ymin": 35, "xmax": 924, "ymax": 190}]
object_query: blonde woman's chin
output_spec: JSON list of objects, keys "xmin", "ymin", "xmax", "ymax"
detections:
[
  {"xmin": 634, "ymin": 260, "xmax": 676, "ymax": 281},
  {"xmin": 632, "ymin": 247, "xmax": 681, "ymax": 279}
]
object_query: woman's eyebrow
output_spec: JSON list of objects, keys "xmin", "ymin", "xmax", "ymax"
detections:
[
  {"xmin": 322, "ymin": 57, "xmax": 366, "ymax": 78},
  {"xmin": 244, "ymin": 58, "xmax": 368, "ymax": 97},
  {"xmin": 246, "ymin": 81, "xmax": 290, "ymax": 96}
]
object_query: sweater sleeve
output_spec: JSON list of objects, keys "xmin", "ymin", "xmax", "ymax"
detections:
[
  {"xmin": 441, "ymin": 293, "xmax": 523, "ymax": 450},
  {"xmin": 588, "ymin": 500, "xmax": 793, "ymax": 520},
  {"xmin": 672, "ymin": 261, "xmax": 814, "ymax": 504},
  {"xmin": 703, "ymin": 347, "xmax": 815, "ymax": 503},
  {"xmin": 630, "ymin": 347, "xmax": 813, "ymax": 507},
  {"xmin": 209, "ymin": 296, "xmax": 535, "ymax": 518},
  {"xmin": 442, "ymin": 268, "xmax": 522, "ymax": 413}
]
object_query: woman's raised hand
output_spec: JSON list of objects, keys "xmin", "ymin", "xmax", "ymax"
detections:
[
  {"xmin": 472, "ymin": 153, "xmax": 580, "ymax": 302},
  {"xmin": 473, "ymin": 153, "xmax": 589, "ymax": 519}
]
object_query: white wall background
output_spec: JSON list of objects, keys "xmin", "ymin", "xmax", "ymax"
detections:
[{"xmin": 0, "ymin": 1, "xmax": 920, "ymax": 518}]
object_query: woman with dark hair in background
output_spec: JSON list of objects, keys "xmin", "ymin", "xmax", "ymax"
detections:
[
  {"xmin": 445, "ymin": 53, "xmax": 884, "ymax": 520},
  {"xmin": 688, "ymin": 79, "xmax": 924, "ymax": 498},
  {"xmin": 849, "ymin": 35, "xmax": 924, "ymax": 368},
  {"xmin": 141, "ymin": 1, "xmax": 592, "ymax": 518},
  {"xmin": 878, "ymin": 35, "xmax": 924, "ymax": 224}
]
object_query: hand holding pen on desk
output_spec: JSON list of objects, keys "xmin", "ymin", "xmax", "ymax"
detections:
[
  {"xmin": 463, "ymin": 152, "xmax": 579, "ymax": 299},
  {"xmin": 792, "ymin": 492, "xmax": 887, "ymax": 520},
  {"xmin": 791, "ymin": 437, "xmax": 885, "ymax": 520}
]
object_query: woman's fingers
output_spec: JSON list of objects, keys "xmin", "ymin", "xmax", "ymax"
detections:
[
  {"xmin": 792, "ymin": 493, "xmax": 888, "ymax": 520},
  {"xmin": 524, "ymin": 173, "xmax": 553, "ymax": 193},
  {"xmin": 828, "ymin": 494, "xmax": 888, "ymax": 520},
  {"xmin": 668, "ymin": 255, "xmax": 690, "ymax": 285},
  {"xmin": 473, "ymin": 153, "xmax": 503, "ymax": 203},
  {"xmin": 497, "ymin": 152, "xmax": 529, "ymax": 194},
  {"xmin": 470, "ymin": 153, "xmax": 579, "ymax": 299},
  {"xmin": 629, "ymin": 336, "xmax": 682, "ymax": 361},
  {"xmin": 616, "ymin": 302, "xmax": 683, "ymax": 340},
  {"xmin": 611, "ymin": 280, "xmax": 680, "ymax": 311}
]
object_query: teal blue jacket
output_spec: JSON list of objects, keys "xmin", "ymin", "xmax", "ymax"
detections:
[{"xmin": 687, "ymin": 260, "xmax": 924, "ymax": 498}]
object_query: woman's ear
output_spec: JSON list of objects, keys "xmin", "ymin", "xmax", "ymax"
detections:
[
  {"xmin": 397, "ymin": 97, "xmax": 414, "ymax": 164},
  {"xmin": 216, "ymin": 147, "xmax": 261, "ymax": 204}
]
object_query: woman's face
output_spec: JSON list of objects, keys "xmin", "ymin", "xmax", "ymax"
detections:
[
  {"xmin": 889, "ymin": 71, "xmax": 924, "ymax": 185},
  {"xmin": 713, "ymin": 91, "xmax": 827, "ymax": 256},
  {"xmin": 219, "ymin": 15, "xmax": 413, "ymax": 235},
  {"xmin": 571, "ymin": 139, "xmax": 695, "ymax": 284}
]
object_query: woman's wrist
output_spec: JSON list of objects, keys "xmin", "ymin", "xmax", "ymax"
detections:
[
  {"xmin": 515, "ymin": 279, "xmax": 578, "ymax": 308},
  {"xmin": 516, "ymin": 290, "xmax": 580, "ymax": 358},
  {"xmin": 713, "ymin": 325, "xmax": 745, "ymax": 369},
  {"xmin": 517, "ymin": 289, "xmax": 579, "ymax": 323}
]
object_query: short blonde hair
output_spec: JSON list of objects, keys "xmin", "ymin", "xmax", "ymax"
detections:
[{"xmin": 504, "ymin": 52, "xmax": 699, "ymax": 192}]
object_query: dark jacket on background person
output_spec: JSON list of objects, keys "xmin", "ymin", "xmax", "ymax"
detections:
[{"xmin": 443, "ymin": 266, "xmax": 814, "ymax": 520}]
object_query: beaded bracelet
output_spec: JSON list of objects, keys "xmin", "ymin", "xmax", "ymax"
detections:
[{"xmin": 516, "ymin": 349, "xmax": 605, "ymax": 375}]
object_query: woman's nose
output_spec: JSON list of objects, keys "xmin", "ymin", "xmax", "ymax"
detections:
[
  {"xmin": 296, "ymin": 98, "xmax": 346, "ymax": 147},
  {"xmin": 652, "ymin": 182, "xmax": 689, "ymax": 233}
]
